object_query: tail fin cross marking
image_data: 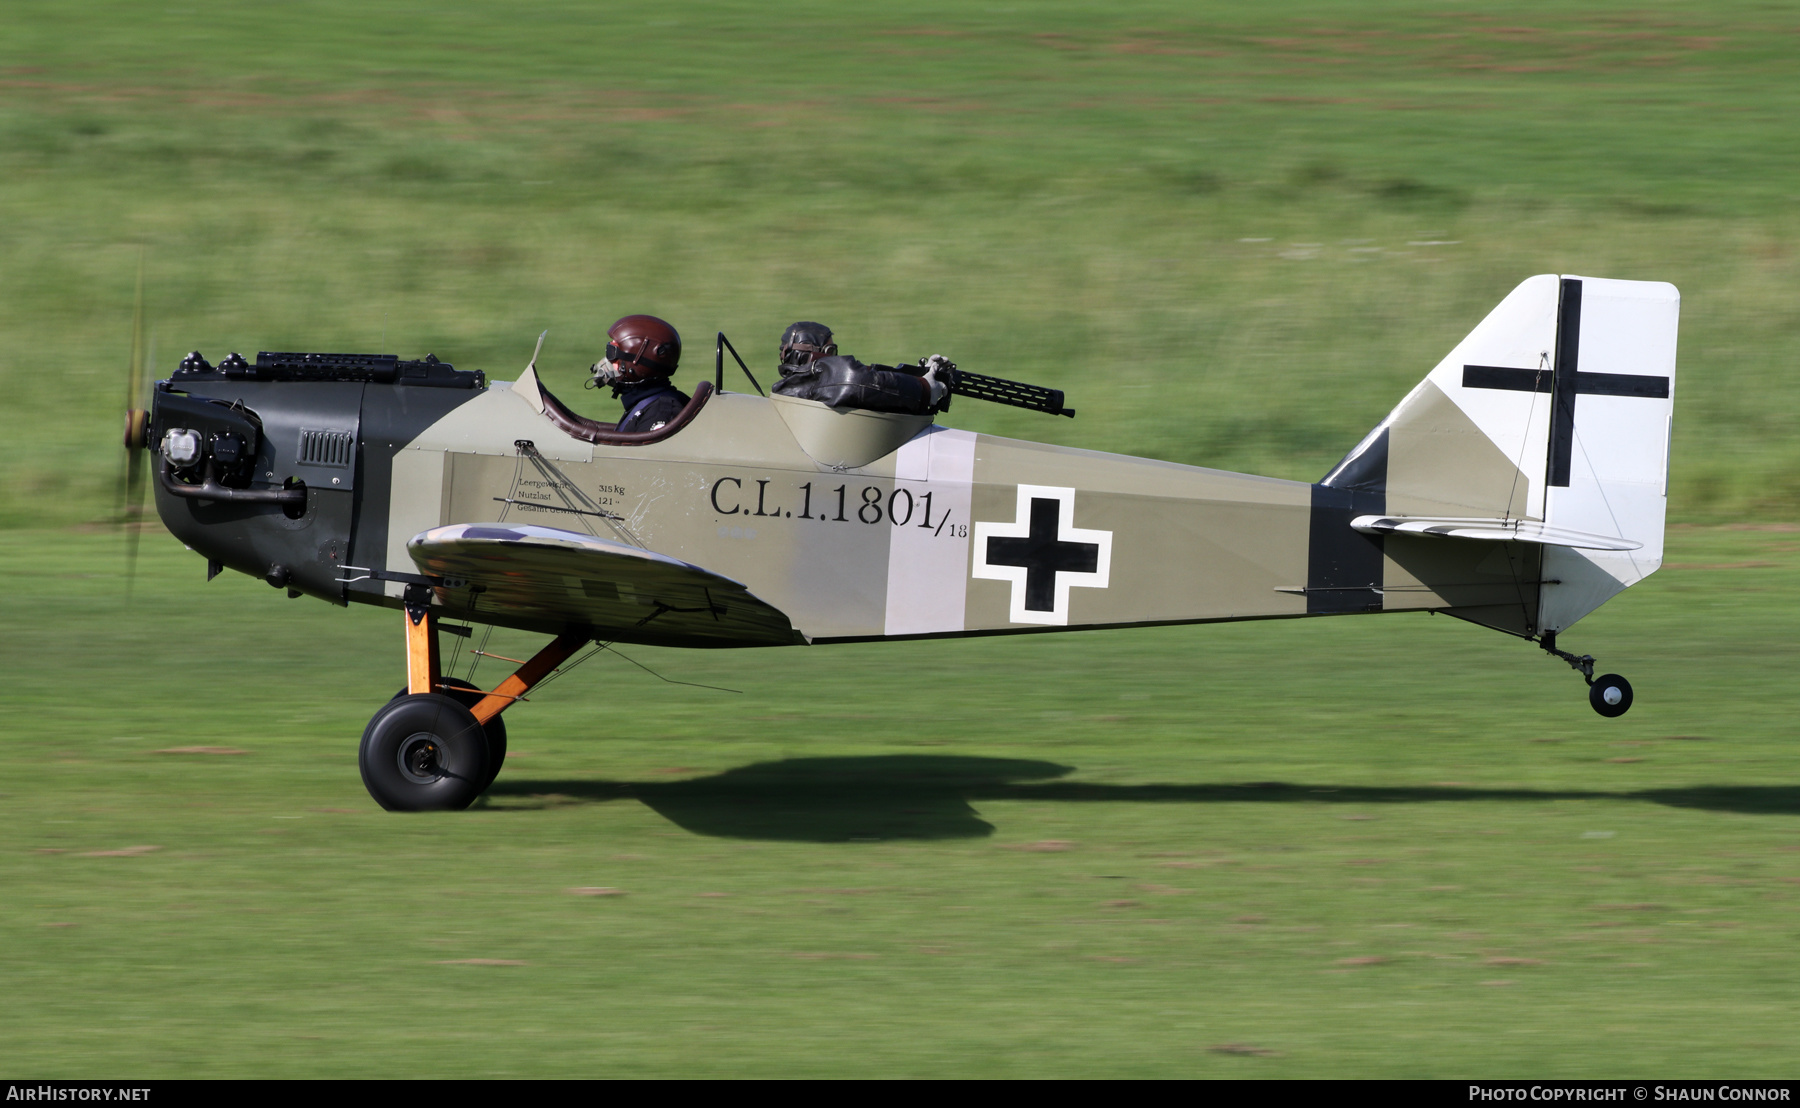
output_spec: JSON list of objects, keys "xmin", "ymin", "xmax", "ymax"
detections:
[{"xmin": 1461, "ymin": 279, "xmax": 1671, "ymax": 488}]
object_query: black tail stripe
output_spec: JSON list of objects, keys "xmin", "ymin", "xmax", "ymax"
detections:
[
  {"xmin": 1573, "ymin": 371, "xmax": 1669, "ymax": 399},
  {"xmin": 1548, "ymin": 278, "xmax": 1583, "ymax": 488}
]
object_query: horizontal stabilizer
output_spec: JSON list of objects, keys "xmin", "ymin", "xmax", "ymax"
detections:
[
  {"xmin": 1351, "ymin": 515, "xmax": 1642, "ymax": 551},
  {"xmin": 408, "ymin": 523, "xmax": 801, "ymax": 647}
]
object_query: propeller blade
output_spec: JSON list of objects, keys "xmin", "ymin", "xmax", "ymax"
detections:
[
  {"xmin": 141, "ymin": 328, "xmax": 156, "ymax": 412},
  {"xmin": 125, "ymin": 248, "xmax": 145, "ymax": 432},
  {"xmin": 124, "ymin": 446, "xmax": 145, "ymax": 601},
  {"xmin": 122, "ymin": 251, "xmax": 148, "ymax": 600},
  {"xmin": 114, "ymin": 253, "xmax": 145, "ymax": 521}
]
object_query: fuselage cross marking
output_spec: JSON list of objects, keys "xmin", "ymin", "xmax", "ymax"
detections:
[
  {"xmin": 972, "ymin": 484, "xmax": 1113, "ymax": 626},
  {"xmin": 987, "ymin": 497, "xmax": 1099, "ymax": 611}
]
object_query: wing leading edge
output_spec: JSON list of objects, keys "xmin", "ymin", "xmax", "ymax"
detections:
[{"xmin": 408, "ymin": 523, "xmax": 803, "ymax": 647}]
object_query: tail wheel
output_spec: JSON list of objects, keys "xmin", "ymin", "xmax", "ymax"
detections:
[
  {"xmin": 1541, "ymin": 635, "xmax": 1634, "ymax": 719},
  {"xmin": 1589, "ymin": 674, "xmax": 1633, "ymax": 718},
  {"xmin": 360, "ymin": 693, "xmax": 491, "ymax": 812}
]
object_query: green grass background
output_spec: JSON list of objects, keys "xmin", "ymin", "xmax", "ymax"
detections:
[{"xmin": 3, "ymin": 0, "xmax": 1798, "ymax": 1078}]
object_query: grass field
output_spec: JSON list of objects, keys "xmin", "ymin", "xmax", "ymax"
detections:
[
  {"xmin": 5, "ymin": 527, "xmax": 1799, "ymax": 1077},
  {"xmin": 3, "ymin": 0, "xmax": 1799, "ymax": 1078}
]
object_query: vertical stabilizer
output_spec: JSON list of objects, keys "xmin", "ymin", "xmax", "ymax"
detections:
[
  {"xmin": 1321, "ymin": 274, "xmax": 1678, "ymax": 635},
  {"xmin": 1535, "ymin": 277, "xmax": 1678, "ymax": 631}
]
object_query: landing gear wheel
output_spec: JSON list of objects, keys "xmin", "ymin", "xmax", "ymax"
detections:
[
  {"xmin": 360, "ymin": 693, "xmax": 491, "ymax": 811},
  {"xmin": 1589, "ymin": 674, "xmax": 1633, "ymax": 718},
  {"xmin": 391, "ymin": 677, "xmax": 507, "ymax": 791}
]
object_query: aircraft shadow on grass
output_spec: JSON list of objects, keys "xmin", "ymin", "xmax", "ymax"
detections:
[{"xmin": 483, "ymin": 754, "xmax": 1800, "ymax": 842}]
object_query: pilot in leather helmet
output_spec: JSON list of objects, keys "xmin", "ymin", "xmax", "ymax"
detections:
[
  {"xmin": 590, "ymin": 315, "xmax": 690, "ymax": 433},
  {"xmin": 771, "ymin": 320, "xmax": 950, "ymax": 415},
  {"xmin": 776, "ymin": 321, "xmax": 838, "ymax": 371}
]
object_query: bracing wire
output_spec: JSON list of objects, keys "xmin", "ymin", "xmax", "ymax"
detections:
[
  {"xmin": 468, "ymin": 455, "xmax": 530, "ymax": 684},
  {"xmin": 515, "ymin": 443, "xmax": 643, "ymax": 548},
  {"xmin": 465, "ymin": 623, "xmax": 497, "ymax": 685},
  {"xmin": 458, "ymin": 630, "xmax": 744, "ymax": 703},
  {"xmin": 526, "ymin": 642, "xmax": 609, "ymax": 696},
  {"xmin": 1499, "ymin": 351, "xmax": 1551, "ymax": 634},
  {"xmin": 522, "ymin": 639, "xmax": 743, "ymax": 697},
  {"xmin": 1503, "ymin": 350, "xmax": 1551, "ymax": 526},
  {"xmin": 1572, "ymin": 429, "xmax": 1643, "ymax": 581},
  {"xmin": 595, "ymin": 644, "xmax": 742, "ymax": 693},
  {"xmin": 497, "ymin": 452, "xmax": 525, "ymax": 524}
]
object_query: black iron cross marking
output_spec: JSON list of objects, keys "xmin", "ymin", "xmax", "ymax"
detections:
[
  {"xmin": 1461, "ymin": 278, "xmax": 1669, "ymax": 487},
  {"xmin": 985, "ymin": 496, "xmax": 1100, "ymax": 612}
]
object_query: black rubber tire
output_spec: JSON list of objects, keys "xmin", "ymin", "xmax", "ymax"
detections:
[
  {"xmin": 1589, "ymin": 674, "xmax": 1633, "ymax": 718},
  {"xmin": 391, "ymin": 678, "xmax": 507, "ymax": 791},
  {"xmin": 360, "ymin": 693, "xmax": 491, "ymax": 812}
]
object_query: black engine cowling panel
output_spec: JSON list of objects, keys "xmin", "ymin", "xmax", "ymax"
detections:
[{"xmin": 152, "ymin": 381, "xmax": 365, "ymax": 602}]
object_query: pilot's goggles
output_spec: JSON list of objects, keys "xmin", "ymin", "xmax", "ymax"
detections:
[{"xmin": 782, "ymin": 341, "xmax": 837, "ymax": 362}]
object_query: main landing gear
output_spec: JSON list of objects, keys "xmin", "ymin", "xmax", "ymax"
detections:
[
  {"xmin": 1539, "ymin": 631, "xmax": 1633, "ymax": 719},
  {"xmin": 359, "ymin": 586, "xmax": 587, "ymax": 811}
]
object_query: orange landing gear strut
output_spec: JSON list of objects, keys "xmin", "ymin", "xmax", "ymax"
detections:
[
  {"xmin": 403, "ymin": 596, "xmax": 442, "ymax": 695},
  {"xmin": 367, "ymin": 588, "xmax": 591, "ymax": 812},
  {"xmin": 402, "ymin": 589, "xmax": 587, "ymax": 722},
  {"xmin": 468, "ymin": 634, "xmax": 587, "ymax": 723}
]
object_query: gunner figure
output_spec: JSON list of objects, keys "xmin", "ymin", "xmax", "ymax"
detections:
[
  {"xmin": 590, "ymin": 314, "xmax": 690, "ymax": 433},
  {"xmin": 771, "ymin": 321, "xmax": 950, "ymax": 415}
]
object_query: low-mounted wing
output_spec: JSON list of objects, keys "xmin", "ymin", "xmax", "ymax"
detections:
[{"xmin": 408, "ymin": 523, "xmax": 802, "ymax": 647}]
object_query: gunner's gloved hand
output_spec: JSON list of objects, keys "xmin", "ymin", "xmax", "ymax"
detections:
[{"xmin": 921, "ymin": 354, "xmax": 953, "ymax": 408}]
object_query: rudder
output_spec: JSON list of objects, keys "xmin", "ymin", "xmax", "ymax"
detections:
[{"xmin": 1318, "ymin": 274, "xmax": 1678, "ymax": 636}]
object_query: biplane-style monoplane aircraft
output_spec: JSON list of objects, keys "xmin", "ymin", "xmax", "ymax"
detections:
[{"xmin": 121, "ymin": 274, "xmax": 1677, "ymax": 810}]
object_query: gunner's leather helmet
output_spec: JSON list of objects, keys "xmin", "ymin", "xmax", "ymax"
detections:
[
  {"xmin": 779, "ymin": 321, "xmax": 836, "ymax": 370},
  {"xmin": 593, "ymin": 314, "xmax": 682, "ymax": 389}
]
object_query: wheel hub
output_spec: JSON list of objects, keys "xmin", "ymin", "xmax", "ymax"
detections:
[{"xmin": 397, "ymin": 733, "xmax": 446, "ymax": 783}]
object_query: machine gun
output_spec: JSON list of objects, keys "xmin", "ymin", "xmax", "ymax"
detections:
[
  {"xmin": 710, "ymin": 331, "xmax": 1073, "ymax": 418},
  {"xmin": 908, "ymin": 359, "xmax": 1076, "ymax": 419}
]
